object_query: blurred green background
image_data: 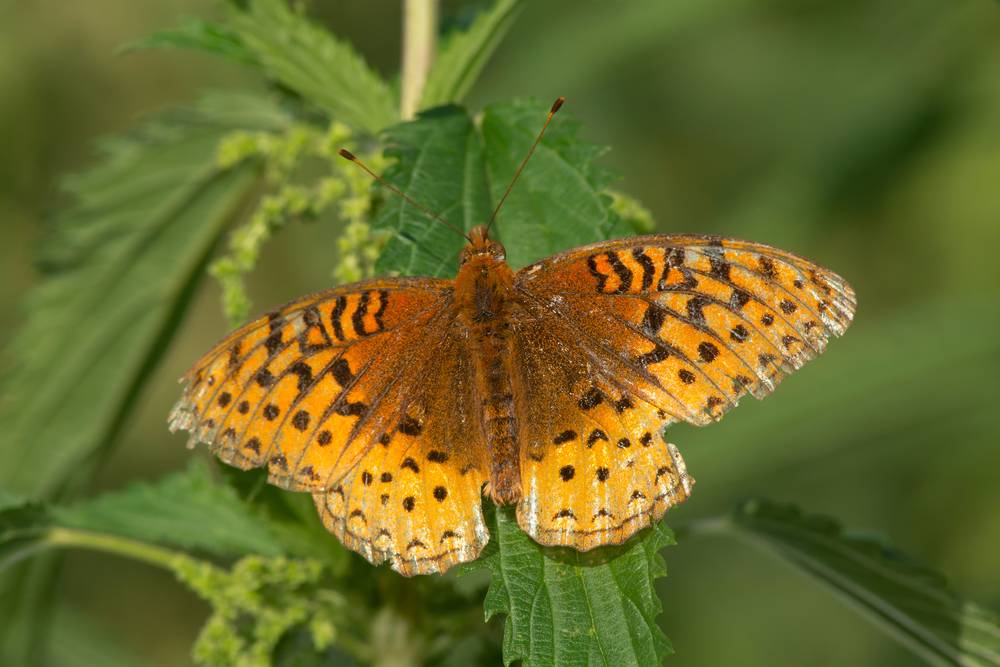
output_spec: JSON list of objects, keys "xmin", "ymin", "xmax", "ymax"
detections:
[{"xmin": 2, "ymin": 1, "xmax": 998, "ymax": 665}]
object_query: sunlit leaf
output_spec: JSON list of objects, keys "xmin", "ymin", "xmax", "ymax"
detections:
[
  {"xmin": 374, "ymin": 99, "xmax": 630, "ymax": 276},
  {"xmin": 374, "ymin": 106, "xmax": 491, "ymax": 278}
]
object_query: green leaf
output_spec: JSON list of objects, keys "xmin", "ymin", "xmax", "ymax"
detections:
[
  {"xmin": 374, "ymin": 100, "xmax": 629, "ymax": 276},
  {"xmin": 374, "ymin": 106, "xmax": 491, "ymax": 277},
  {"xmin": 228, "ymin": 0, "xmax": 397, "ymax": 134},
  {"xmin": 0, "ymin": 94, "xmax": 287, "ymax": 498},
  {"xmin": 120, "ymin": 16, "xmax": 257, "ymax": 65},
  {"xmin": 54, "ymin": 461, "xmax": 302, "ymax": 559},
  {"xmin": 481, "ymin": 101, "xmax": 631, "ymax": 267},
  {"xmin": 470, "ymin": 505, "xmax": 674, "ymax": 667},
  {"xmin": 725, "ymin": 500, "xmax": 1000, "ymax": 667},
  {"xmin": 421, "ymin": 0, "xmax": 526, "ymax": 109},
  {"xmin": 0, "ymin": 461, "xmax": 333, "ymax": 568},
  {"xmin": 0, "ymin": 494, "xmax": 49, "ymax": 571}
]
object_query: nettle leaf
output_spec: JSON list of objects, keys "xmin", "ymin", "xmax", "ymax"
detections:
[
  {"xmin": 121, "ymin": 16, "xmax": 257, "ymax": 65},
  {"xmin": 482, "ymin": 101, "xmax": 632, "ymax": 268},
  {"xmin": 728, "ymin": 500, "xmax": 1000, "ymax": 667},
  {"xmin": 0, "ymin": 94, "xmax": 287, "ymax": 498},
  {"xmin": 53, "ymin": 460, "xmax": 305, "ymax": 559},
  {"xmin": 421, "ymin": 0, "xmax": 526, "ymax": 108},
  {"xmin": 374, "ymin": 106, "xmax": 492, "ymax": 277},
  {"xmin": 228, "ymin": 0, "xmax": 397, "ymax": 134},
  {"xmin": 0, "ymin": 461, "xmax": 334, "ymax": 571},
  {"xmin": 374, "ymin": 100, "xmax": 629, "ymax": 276},
  {"xmin": 470, "ymin": 505, "xmax": 674, "ymax": 667}
]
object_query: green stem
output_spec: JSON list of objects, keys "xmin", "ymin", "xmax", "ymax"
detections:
[
  {"xmin": 45, "ymin": 527, "xmax": 192, "ymax": 572},
  {"xmin": 400, "ymin": 0, "xmax": 438, "ymax": 119}
]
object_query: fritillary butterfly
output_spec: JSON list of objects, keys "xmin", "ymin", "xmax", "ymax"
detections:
[{"xmin": 169, "ymin": 100, "xmax": 856, "ymax": 575}]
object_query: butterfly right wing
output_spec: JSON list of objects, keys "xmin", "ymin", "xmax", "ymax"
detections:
[
  {"xmin": 516, "ymin": 234, "xmax": 855, "ymax": 426},
  {"xmin": 511, "ymin": 234, "xmax": 854, "ymax": 549}
]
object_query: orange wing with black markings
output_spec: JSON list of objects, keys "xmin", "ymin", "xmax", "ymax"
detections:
[
  {"xmin": 512, "ymin": 234, "xmax": 855, "ymax": 549},
  {"xmin": 169, "ymin": 278, "xmax": 491, "ymax": 574}
]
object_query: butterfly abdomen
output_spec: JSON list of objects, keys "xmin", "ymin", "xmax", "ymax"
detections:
[{"xmin": 456, "ymin": 255, "xmax": 522, "ymax": 505}]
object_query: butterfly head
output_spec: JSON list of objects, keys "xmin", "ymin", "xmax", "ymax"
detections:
[{"xmin": 461, "ymin": 225, "xmax": 507, "ymax": 265}]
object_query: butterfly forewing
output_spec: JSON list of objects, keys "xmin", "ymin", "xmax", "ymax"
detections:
[
  {"xmin": 517, "ymin": 234, "xmax": 855, "ymax": 421},
  {"xmin": 170, "ymin": 278, "xmax": 493, "ymax": 574}
]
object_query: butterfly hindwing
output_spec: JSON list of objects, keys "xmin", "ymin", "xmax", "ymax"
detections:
[
  {"xmin": 313, "ymin": 429, "xmax": 489, "ymax": 575},
  {"xmin": 510, "ymin": 299, "xmax": 694, "ymax": 548}
]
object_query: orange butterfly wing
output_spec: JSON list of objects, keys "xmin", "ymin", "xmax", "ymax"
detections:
[
  {"xmin": 169, "ymin": 278, "xmax": 490, "ymax": 574},
  {"xmin": 512, "ymin": 234, "xmax": 855, "ymax": 548}
]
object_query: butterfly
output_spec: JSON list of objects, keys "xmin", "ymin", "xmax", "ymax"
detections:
[{"xmin": 169, "ymin": 99, "xmax": 856, "ymax": 576}]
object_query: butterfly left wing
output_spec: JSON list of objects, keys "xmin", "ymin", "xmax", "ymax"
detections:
[
  {"xmin": 511, "ymin": 234, "xmax": 855, "ymax": 548},
  {"xmin": 169, "ymin": 279, "xmax": 491, "ymax": 575}
]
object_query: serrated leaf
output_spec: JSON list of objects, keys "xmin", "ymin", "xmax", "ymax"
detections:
[
  {"xmin": 374, "ymin": 100, "xmax": 629, "ymax": 276},
  {"xmin": 471, "ymin": 505, "xmax": 674, "ymax": 667},
  {"xmin": 0, "ymin": 461, "xmax": 334, "ymax": 570},
  {"xmin": 727, "ymin": 499, "xmax": 1000, "ymax": 667},
  {"xmin": 53, "ymin": 461, "xmax": 294, "ymax": 559},
  {"xmin": 121, "ymin": 16, "xmax": 257, "ymax": 65},
  {"xmin": 374, "ymin": 106, "xmax": 491, "ymax": 277},
  {"xmin": 421, "ymin": 0, "xmax": 526, "ymax": 109},
  {"xmin": 481, "ymin": 101, "xmax": 632, "ymax": 268},
  {"xmin": 228, "ymin": 0, "xmax": 397, "ymax": 134},
  {"xmin": 0, "ymin": 95, "xmax": 287, "ymax": 498}
]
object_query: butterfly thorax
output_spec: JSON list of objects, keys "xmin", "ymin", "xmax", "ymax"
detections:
[{"xmin": 455, "ymin": 227, "xmax": 522, "ymax": 505}]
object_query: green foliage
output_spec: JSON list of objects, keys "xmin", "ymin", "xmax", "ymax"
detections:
[
  {"xmin": 374, "ymin": 100, "xmax": 630, "ymax": 277},
  {"xmin": 177, "ymin": 556, "xmax": 343, "ymax": 667},
  {"xmin": 4, "ymin": 0, "xmax": 1000, "ymax": 666},
  {"xmin": 53, "ymin": 460, "xmax": 320, "ymax": 560},
  {"xmin": 472, "ymin": 506, "xmax": 675, "ymax": 666},
  {"xmin": 421, "ymin": 0, "xmax": 526, "ymax": 108},
  {"xmin": 724, "ymin": 500, "xmax": 1000, "ymax": 667},
  {"xmin": 228, "ymin": 0, "xmax": 397, "ymax": 135},
  {"xmin": 207, "ymin": 120, "xmax": 386, "ymax": 324},
  {"xmin": 0, "ymin": 94, "xmax": 286, "ymax": 498},
  {"xmin": 121, "ymin": 16, "xmax": 257, "ymax": 65}
]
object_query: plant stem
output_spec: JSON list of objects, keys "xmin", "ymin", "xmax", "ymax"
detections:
[
  {"xmin": 400, "ymin": 0, "xmax": 438, "ymax": 119},
  {"xmin": 46, "ymin": 527, "xmax": 191, "ymax": 572}
]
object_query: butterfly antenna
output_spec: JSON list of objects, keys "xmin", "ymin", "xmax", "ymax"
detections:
[
  {"xmin": 486, "ymin": 96, "xmax": 565, "ymax": 235},
  {"xmin": 338, "ymin": 149, "xmax": 470, "ymax": 241}
]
